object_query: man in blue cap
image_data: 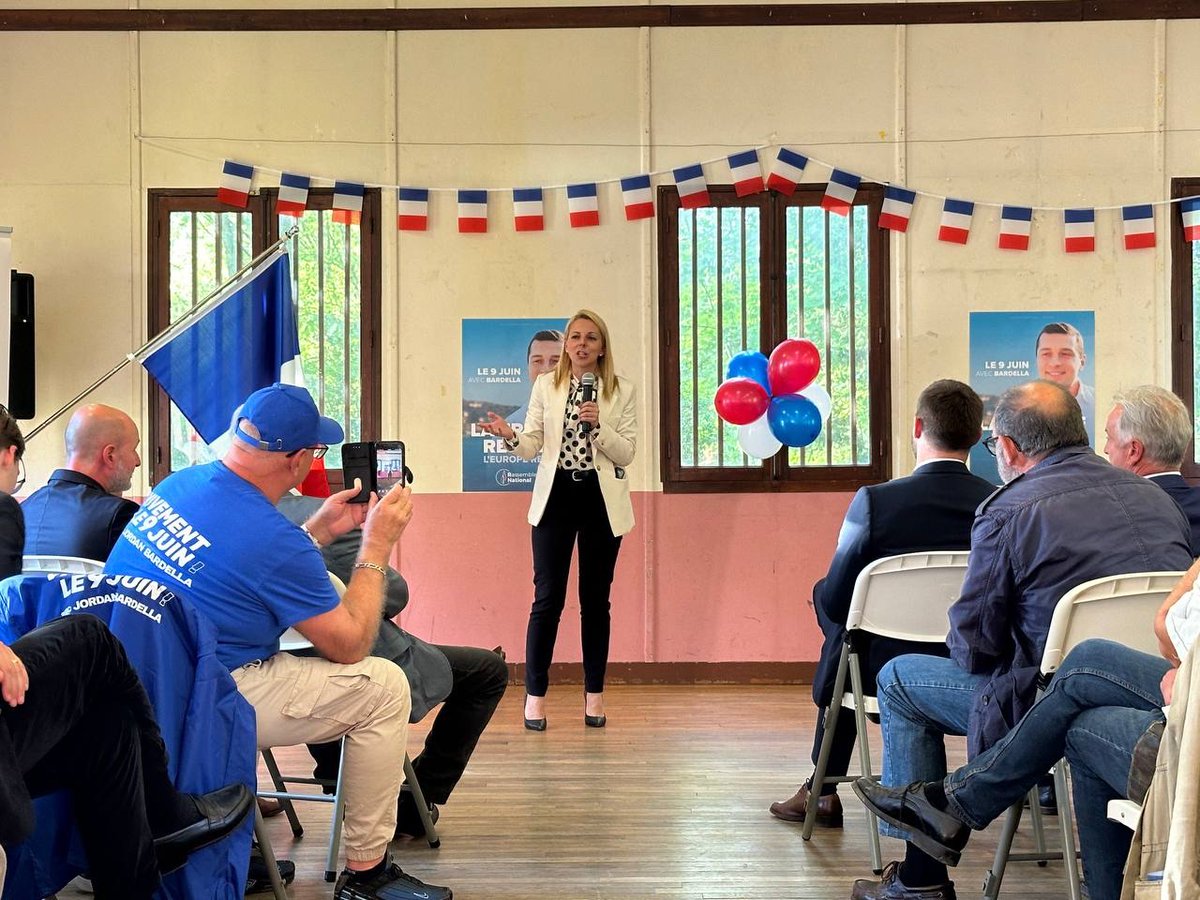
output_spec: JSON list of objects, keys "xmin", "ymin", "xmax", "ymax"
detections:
[{"xmin": 108, "ymin": 383, "xmax": 452, "ymax": 900}]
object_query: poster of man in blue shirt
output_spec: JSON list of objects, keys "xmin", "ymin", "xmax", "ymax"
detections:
[
  {"xmin": 968, "ymin": 310, "xmax": 1096, "ymax": 484},
  {"xmin": 462, "ymin": 318, "xmax": 564, "ymax": 492}
]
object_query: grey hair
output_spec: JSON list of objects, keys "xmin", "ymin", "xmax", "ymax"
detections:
[
  {"xmin": 992, "ymin": 380, "xmax": 1089, "ymax": 459},
  {"xmin": 1113, "ymin": 385, "xmax": 1192, "ymax": 468}
]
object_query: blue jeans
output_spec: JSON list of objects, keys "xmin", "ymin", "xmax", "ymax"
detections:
[
  {"xmin": 876, "ymin": 654, "xmax": 985, "ymax": 839},
  {"xmin": 941, "ymin": 639, "xmax": 1168, "ymax": 900}
]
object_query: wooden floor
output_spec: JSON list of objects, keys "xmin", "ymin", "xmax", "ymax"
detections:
[{"xmin": 73, "ymin": 684, "xmax": 1078, "ymax": 899}]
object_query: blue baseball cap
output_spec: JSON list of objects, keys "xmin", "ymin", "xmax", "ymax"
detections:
[{"xmin": 234, "ymin": 383, "xmax": 344, "ymax": 452}]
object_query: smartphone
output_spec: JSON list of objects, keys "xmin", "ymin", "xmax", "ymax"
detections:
[
  {"xmin": 374, "ymin": 441, "xmax": 407, "ymax": 498},
  {"xmin": 341, "ymin": 441, "xmax": 408, "ymax": 503}
]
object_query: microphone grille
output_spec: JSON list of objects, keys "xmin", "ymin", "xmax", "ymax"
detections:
[{"xmin": 582, "ymin": 372, "xmax": 595, "ymax": 385}]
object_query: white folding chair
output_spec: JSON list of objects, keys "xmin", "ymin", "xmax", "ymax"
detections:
[
  {"xmin": 21, "ymin": 555, "xmax": 104, "ymax": 574},
  {"xmin": 982, "ymin": 570, "xmax": 1184, "ymax": 900},
  {"xmin": 1108, "ymin": 798, "xmax": 1143, "ymax": 831},
  {"xmin": 802, "ymin": 551, "xmax": 971, "ymax": 874}
]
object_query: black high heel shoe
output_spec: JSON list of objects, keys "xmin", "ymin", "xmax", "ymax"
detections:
[
  {"xmin": 524, "ymin": 716, "xmax": 547, "ymax": 731},
  {"xmin": 583, "ymin": 713, "xmax": 606, "ymax": 728}
]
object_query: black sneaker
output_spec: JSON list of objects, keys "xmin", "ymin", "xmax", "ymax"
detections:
[{"xmin": 333, "ymin": 856, "xmax": 452, "ymax": 900}]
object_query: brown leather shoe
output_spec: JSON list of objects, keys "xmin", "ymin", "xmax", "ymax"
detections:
[{"xmin": 769, "ymin": 784, "xmax": 843, "ymax": 827}]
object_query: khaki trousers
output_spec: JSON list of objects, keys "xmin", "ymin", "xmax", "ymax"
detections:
[{"xmin": 233, "ymin": 651, "xmax": 411, "ymax": 863}]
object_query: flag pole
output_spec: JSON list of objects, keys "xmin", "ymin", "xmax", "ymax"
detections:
[{"xmin": 24, "ymin": 227, "xmax": 299, "ymax": 443}]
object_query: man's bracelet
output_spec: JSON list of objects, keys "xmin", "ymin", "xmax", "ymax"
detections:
[{"xmin": 353, "ymin": 561, "xmax": 388, "ymax": 577}]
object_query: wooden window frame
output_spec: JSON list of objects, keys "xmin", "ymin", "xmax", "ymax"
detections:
[
  {"xmin": 1170, "ymin": 176, "xmax": 1200, "ymax": 482},
  {"xmin": 658, "ymin": 183, "xmax": 891, "ymax": 494},
  {"xmin": 146, "ymin": 187, "xmax": 382, "ymax": 487}
]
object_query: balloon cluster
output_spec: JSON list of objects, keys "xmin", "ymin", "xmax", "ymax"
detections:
[{"xmin": 713, "ymin": 339, "xmax": 832, "ymax": 459}]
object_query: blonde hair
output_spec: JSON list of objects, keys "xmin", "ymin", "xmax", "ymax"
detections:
[{"xmin": 552, "ymin": 309, "xmax": 617, "ymax": 399}]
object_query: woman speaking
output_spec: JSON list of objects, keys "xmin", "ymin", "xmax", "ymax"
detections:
[{"xmin": 481, "ymin": 310, "xmax": 636, "ymax": 731}]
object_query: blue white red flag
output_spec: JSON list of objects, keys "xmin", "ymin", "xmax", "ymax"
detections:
[
  {"xmin": 821, "ymin": 169, "xmax": 860, "ymax": 216},
  {"xmin": 938, "ymin": 199, "xmax": 974, "ymax": 244},
  {"xmin": 878, "ymin": 186, "xmax": 916, "ymax": 232},
  {"xmin": 217, "ymin": 160, "xmax": 254, "ymax": 208},
  {"xmin": 275, "ymin": 173, "xmax": 310, "ymax": 218},
  {"xmin": 513, "ymin": 188, "xmax": 545, "ymax": 232},
  {"xmin": 1063, "ymin": 208, "xmax": 1095, "ymax": 253},
  {"xmin": 137, "ymin": 248, "xmax": 302, "ymax": 444},
  {"xmin": 397, "ymin": 188, "xmax": 429, "ymax": 231},
  {"xmin": 567, "ymin": 183, "xmax": 600, "ymax": 227},
  {"xmin": 1122, "ymin": 205, "xmax": 1155, "ymax": 250},
  {"xmin": 673, "ymin": 164, "xmax": 709, "ymax": 209},
  {"xmin": 766, "ymin": 148, "xmax": 808, "ymax": 195},
  {"xmin": 727, "ymin": 150, "xmax": 764, "ymax": 197},
  {"xmin": 621, "ymin": 175, "xmax": 654, "ymax": 221},
  {"xmin": 332, "ymin": 181, "xmax": 364, "ymax": 226},
  {"xmin": 998, "ymin": 205, "xmax": 1033, "ymax": 251},
  {"xmin": 1183, "ymin": 198, "xmax": 1200, "ymax": 242},
  {"xmin": 458, "ymin": 190, "xmax": 488, "ymax": 233}
]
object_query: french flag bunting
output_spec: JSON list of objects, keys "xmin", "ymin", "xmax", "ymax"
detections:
[
  {"xmin": 1182, "ymin": 198, "xmax": 1200, "ymax": 242},
  {"xmin": 766, "ymin": 148, "xmax": 808, "ymax": 195},
  {"xmin": 217, "ymin": 160, "xmax": 254, "ymax": 208},
  {"xmin": 332, "ymin": 181, "xmax": 364, "ymax": 226},
  {"xmin": 458, "ymin": 190, "xmax": 488, "ymax": 233},
  {"xmin": 938, "ymin": 198, "xmax": 974, "ymax": 244},
  {"xmin": 997, "ymin": 205, "xmax": 1033, "ymax": 251},
  {"xmin": 727, "ymin": 150, "xmax": 764, "ymax": 197},
  {"xmin": 397, "ymin": 187, "xmax": 429, "ymax": 232},
  {"xmin": 513, "ymin": 188, "xmax": 545, "ymax": 232},
  {"xmin": 878, "ymin": 185, "xmax": 916, "ymax": 233},
  {"xmin": 567, "ymin": 183, "xmax": 600, "ymax": 228},
  {"xmin": 1064, "ymin": 208, "xmax": 1096, "ymax": 253},
  {"xmin": 821, "ymin": 169, "xmax": 861, "ymax": 216},
  {"xmin": 673, "ymin": 164, "xmax": 710, "ymax": 209},
  {"xmin": 275, "ymin": 173, "xmax": 310, "ymax": 218},
  {"xmin": 621, "ymin": 175, "xmax": 654, "ymax": 221},
  {"xmin": 1122, "ymin": 204, "xmax": 1155, "ymax": 250}
]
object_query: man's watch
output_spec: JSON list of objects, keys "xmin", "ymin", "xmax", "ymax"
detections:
[{"xmin": 301, "ymin": 524, "xmax": 321, "ymax": 548}]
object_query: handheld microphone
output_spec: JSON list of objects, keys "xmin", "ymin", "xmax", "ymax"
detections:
[{"xmin": 580, "ymin": 372, "xmax": 596, "ymax": 434}]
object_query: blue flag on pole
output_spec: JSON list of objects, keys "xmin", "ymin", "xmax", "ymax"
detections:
[{"xmin": 139, "ymin": 250, "xmax": 302, "ymax": 444}]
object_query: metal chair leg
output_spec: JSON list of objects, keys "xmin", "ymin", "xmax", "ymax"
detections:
[
  {"xmin": 404, "ymin": 753, "xmax": 441, "ymax": 849},
  {"xmin": 262, "ymin": 748, "xmax": 304, "ymax": 838},
  {"xmin": 803, "ymin": 644, "xmax": 851, "ymax": 842},
  {"xmin": 254, "ymin": 806, "xmax": 289, "ymax": 900},
  {"xmin": 1054, "ymin": 762, "xmax": 1082, "ymax": 900},
  {"xmin": 982, "ymin": 802, "xmax": 1022, "ymax": 900},
  {"xmin": 1027, "ymin": 786, "xmax": 1047, "ymax": 860},
  {"xmin": 324, "ymin": 737, "xmax": 349, "ymax": 881},
  {"xmin": 847, "ymin": 653, "xmax": 882, "ymax": 875}
]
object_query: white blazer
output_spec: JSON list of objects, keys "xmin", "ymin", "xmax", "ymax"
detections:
[{"xmin": 511, "ymin": 371, "xmax": 637, "ymax": 537}]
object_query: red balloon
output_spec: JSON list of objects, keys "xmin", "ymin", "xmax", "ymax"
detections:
[
  {"xmin": 768, "ymin": 339, "xmax": 821, "ymax": 396},
  {"xmin": 714, "ymin": 377, "xmax": 770, "ymax": 426}
]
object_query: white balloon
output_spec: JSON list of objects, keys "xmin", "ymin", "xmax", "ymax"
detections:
[
  {"xmin": 738, "ymin": 412, "xmax": 783, "ymax": 459},
  {"xmin": 800, "ymin": 382, "xmax": 833, "ymax": 422}
]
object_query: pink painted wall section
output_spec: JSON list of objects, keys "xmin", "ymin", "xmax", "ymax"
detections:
[{"xmin": 396, "ymin": 490, "xmax": 854, "ymax": 664}]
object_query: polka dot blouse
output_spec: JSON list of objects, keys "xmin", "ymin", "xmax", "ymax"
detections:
[{"xmin": 558, "ymin": 376, "xmax": 596, "ymax": 473}]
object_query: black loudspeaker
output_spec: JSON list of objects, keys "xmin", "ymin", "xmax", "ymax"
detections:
[{"xmin": 9, "ymin": 271, "xmax": 34, "ymax": 419}]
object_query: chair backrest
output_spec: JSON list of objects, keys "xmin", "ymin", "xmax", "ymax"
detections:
[
  {"xmin": 20, "ymin": 555, "xmax": 104, "ymax": 575},
  {"xmin": 1040, "ymin": 571, "xmax": 1184, "ymax": 676},
  {"xmin": 846, "ymin": 551, "xmax": 971, "ymax": 642}
]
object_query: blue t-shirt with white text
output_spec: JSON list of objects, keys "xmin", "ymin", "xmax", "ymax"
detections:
[{"xmin": 106, "ymin": 460, "xmax": 339, "ymax": 669}]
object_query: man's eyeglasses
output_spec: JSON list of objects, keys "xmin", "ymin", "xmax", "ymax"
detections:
[
  {"xmin": 287, "ymin": 445, "xmax": 328, "ymax": 460},
  {"xmin": 983, "ymin": 435, "xmax": 1021, "ymax": 457},
  {"xmin": 14, "ymin": 458, "xmax": 24, "ymax": 493}
]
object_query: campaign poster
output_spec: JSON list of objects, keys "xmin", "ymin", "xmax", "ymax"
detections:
[
  {"xmin": 968, "ymin": 310, "xmax": 1096, "ymax": 484},
  {"xmin": 462, "ymin": 318, "xmax": 566, "ymax": 492}
]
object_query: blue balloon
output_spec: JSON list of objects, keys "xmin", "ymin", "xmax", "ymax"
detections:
[
  {"xmin": 767, "ymin": 394, "xmax": 823, "ymax": 447},
  {"xmin": 726, "ymin": 351, "xmax": 770, "ymax": 392}
]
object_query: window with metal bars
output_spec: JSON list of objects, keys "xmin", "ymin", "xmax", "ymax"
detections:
[
  {"xmin": 1170, "ymin": 177, "xmax": 1200, "ymax": 480},
  {"xmin": 146, "ymin": 188, "xmax": 381, "ymax": 486},
  {"xmin": 658, "ymin": 184, "xmax": 891, "ymax": 492}
]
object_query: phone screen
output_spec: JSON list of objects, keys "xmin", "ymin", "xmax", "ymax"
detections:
[{"xmin": 375, "ymin": 443, "xmax": 406, "ymax": 497}]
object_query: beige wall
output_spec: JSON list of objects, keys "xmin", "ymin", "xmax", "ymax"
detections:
[{"xmin": 1, "ymin": 14, "xmax": 1190, "ymax": 493}]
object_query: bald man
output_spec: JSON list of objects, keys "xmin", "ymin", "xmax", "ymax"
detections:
[{"xmin": 22, "ymin": 404, "xmax": 141, "ymax": 562}]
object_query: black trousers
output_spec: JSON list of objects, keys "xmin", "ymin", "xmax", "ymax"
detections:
[
  {"xmin": 5, "ymin": 616, "xmax": 180, "ymax": 900},
  {"xmin": 809, "ymin": 707, "xmax": 859, "ymax": 795},
  {"xmin": 310, "ymin": 644, "xmax": 507, "ymax": 805},
  {"xmin": 526, "ymin": 469, "xmax": 623, "ymax": 696}
]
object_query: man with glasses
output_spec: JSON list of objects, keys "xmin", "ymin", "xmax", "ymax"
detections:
[
  {"xmin": 850, "ymin": 380, "xmax": 1193, "ymax": 900},
  {"xmin": 107, "ymin": 384, "xmax": 452, "ymax": 900}
]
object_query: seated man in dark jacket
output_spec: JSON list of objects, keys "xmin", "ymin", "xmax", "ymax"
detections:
[
  {"xmin": 21, "ymin": 404, "xmax": 140, "ymax": 561},
  {"xmin": 278, "ymin": 493, "xmax": 507, "ymax": 838},
  {"xmin": 770, "ymin": 380, "xmax": 994, "ymax": 826},
  {"xmin": 0, "ymin": 615, "xmax": 251, "ymax": 900},
  {"xmin": 851, "ymin": 380, "xmax": 1194, "ymax": 900}
]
